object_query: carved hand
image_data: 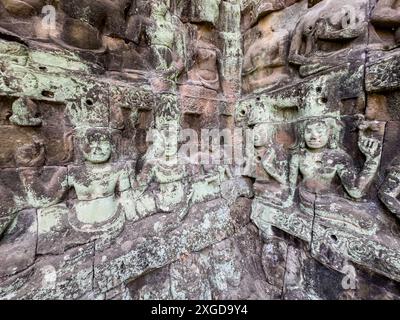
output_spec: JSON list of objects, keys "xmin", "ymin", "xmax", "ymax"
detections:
[{"xmin": 358, "ymin": 137, "xmax": 381, "ymax": 159}]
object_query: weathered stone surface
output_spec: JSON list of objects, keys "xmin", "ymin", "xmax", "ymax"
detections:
[
  {"xmin": 242, "ymin": 1, "xmax": 307, "ymax": 94},
  {"xmin": 93, "ymin": 198, "xmax": 239, "ymax": 293},
  {"xmin": 127, "ymin": 223, "xmax": 282, "ymax": 300},
  {"xmin": 0, "ymin": 0, "xmax": 400, "ymax": 301},
  {"xmin": 0, "ymin": 243, "xmax": 94, "ymax": 300},
  {"xmin": 289, "ymin": 0, "xmax": 368, "ymax": 78},
  {"xmin": 0, "ymin": 209, "xmax": 37, "ymax": 278}
]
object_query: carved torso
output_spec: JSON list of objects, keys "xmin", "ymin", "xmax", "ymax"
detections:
[
  {"xmin": 296, "ymin": 148, "xmax": 352, "ymax": 194},
  {"xmin": 187, "ymin": 39, "xmax": 220, "ymax": 90},
  {"xmin": 242, "ymin": 30, "xmax": 289, "ymax": 92},
  {"xmin": 68, "ymin": 163, "xmax": 129, "ymax": 201}
]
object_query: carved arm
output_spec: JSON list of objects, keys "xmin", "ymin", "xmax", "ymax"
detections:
[
  {"xmin": 261, "ymin": 147, "xmax": 288, "ymax": 185},
  {"xmin": 379, "ymin": 166, "xmax": 400, "ymax": 217},
  {"xmin": 337, "ymin": 138, "xmax": 381, "ymax": 199},
  {"xmin": 287, "ymin": 153, "xmax": 300, "ymax": 203}
]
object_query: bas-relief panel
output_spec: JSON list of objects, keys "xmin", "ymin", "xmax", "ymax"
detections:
[
  {"xmin": 237, "ymin": 0, "xmax": 400, "ymax": 285},
  {"xmin": 0, "ymin": 0, "xmax": 400, "ymax": 300}
]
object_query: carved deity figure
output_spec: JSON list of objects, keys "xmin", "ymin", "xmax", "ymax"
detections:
[
  {"xmin": 129, "ymin": 95, "xmax": 192, "ymax": 220},
  {"xmin": 15, "ymin": 137, "xmax": 45, "ymax": 167},
  {"xmin": 242, "ymin": 13, "xmax": 290, "ymax": 93},
  {"xmin": 289, "ymin": 0, "xmax": 367, "ymax": 77},
  {"xmin": 244, "ymin": 123, "xmax": 290, "ymax": 206},
  {"xmin": 112, "ymin": 0, "xmax": 153, "ymax": 72},
  {"xmin": 147, "ymin": 0, "xmax": 184, "ymax": 79},
  {"xmin": 139, "ymin": 125, "xmax": 187, "ymax": 212},
  {"xmin": 285, "ymin": 118, "xmax": 382, "ymax": 213},
  {"xmin": 0, "ymin": 136, "xmax": 68, "ymax": 236},
  {"xmin": 187, "ymin": 26, "xmax": 221, "ymax": 91},
  {"xmin": 253, "ymin": 125, "xmax": 287, "ymax": 185},
  {"xmin": 67, "ymin": 128, "xmax": 130, "ymax": 231},
  {"xmin": 135, "ymin": 121, "xmax": 192, "ymax": 220},
  {"xmin": 371, "ymin": 0, "xmax": 400, "ymax": 46},
  {"xmin": 289, "ymin": 119, "xmax": 380, "ymax": 197},
  {"xmin": 14, "ymin": 138, "xmax": 68, "ymax": 207},
  {"xmin": 379, "ymin": 156, "xmax": 400, "ymax": 221}
]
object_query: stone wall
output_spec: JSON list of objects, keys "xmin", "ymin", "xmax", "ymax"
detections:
[{"xmin": 0, "ymin": 0, "xmax": 399, "ymax": 300}]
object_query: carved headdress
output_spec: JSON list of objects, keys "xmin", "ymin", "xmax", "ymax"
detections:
[{"xmin": 154, "ymin": 93, "xmax": 180, "ymax": 130}]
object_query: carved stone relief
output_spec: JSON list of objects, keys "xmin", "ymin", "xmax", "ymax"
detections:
[
  {"xmin": 0, "ymin": 0, "xmax": 400, "ymax": 300},
  {"xmin": 370, "ymin": 0, "xmax": 400, "ymax": 50},
  {"xmin": 288, "ymin": 0, "xmax": 368, "ymax": 77},
  {"xmin": 237, "ymin": 0, "xmax": 400, "ymax": 289}
]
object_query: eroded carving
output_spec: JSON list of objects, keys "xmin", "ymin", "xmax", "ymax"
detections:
[
  {"xmin": 371, "ymin": 0, "xmax": 400, "ymax": 49},
  {"xmin": 148, "ymin": 0, "xmax": 184, "ymax": 80},
  {"xmin": 1, "ymin": 0, "xmax": 45, "ymax": 17},
  {"xmin": 379, "ymin": 156, "xmax": 400, "ymax": 221},
  {"xmin": 1, "ymin": 0, "xmax": 400, "ymax": 301},
  {"xmin": 288, "ymin": 118, "xmax": 382, "ymax": 204},
  {"xmin": 54, "ymin": 1, "xmax": 125, "ymax": 51},
  {"xmin": 242, "ymin": 12, "xmax": 290, "ymax": 93},
  {"xmin": 9, "ymin": 97, "xmax": 42, "ymax": 126},
  {"xmin": 187, "ymin": 26, "xmax": 221, "ymax": 91},
  {"xmin": 67, "ymin": 128, "xmax": 130, "ymax": 234},
  {"xmin": 289, "ymin": 0, "xmax": 368, "ymax": 77}
]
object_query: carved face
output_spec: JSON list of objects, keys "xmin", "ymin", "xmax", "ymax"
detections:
[
  {"xmin": 253, "ymin": 125, "xmax": 268, "ymax": 147},
  {"xmin": 82, "ymin": 131, "xmax": 112, "ymax": 164},
  {"xmin": 161, "ymin": 126, "xmax": 178, "ymax": 158},
  {"xmin": 151, "ymin": 0, "xmax": 169, "ymax": 16},
  {"xmin": 304, "ymin": 121, "xmax": 330, "ymax": 149}
]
